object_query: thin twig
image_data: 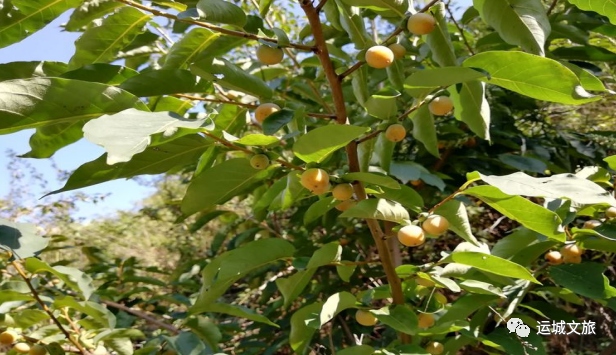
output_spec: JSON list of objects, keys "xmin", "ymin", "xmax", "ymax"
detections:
[
  {"xmin": 101, "ymin": 300, "xmax": 180, "ymax": 334},
  {"xmin": 316, "ymin": 0, "xmax": 329, "ymax": 12},
  {"xmin": 114, "ymin": 0, "xmax": 315, "ymax": 51},
  {"xmin": 11, "ymin": 260, "xmax": 89, "ymax": 355},
  {"xmin": 547, "ymin": 0, "xmax": 558, "ymax": 15},
  {"xmin": 62, "ymin": 308, "xmax": 82, "ymax": 335},
  {"xmin": 445, "ymin": 2, "xmax": 475, "ymax": 55},
  {"xmin": 356, "ymin": 129, "xmax": 384, "ymax": 144}
]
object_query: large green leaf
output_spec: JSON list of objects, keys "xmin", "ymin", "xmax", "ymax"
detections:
[
  {"xmin": 65, "ymin": 0, "xmax": 123, "ymax": 31},
  {"xmin": 434, "ymin": 200, "xmax": 479, "ymax": 245},
  {"xmin": 0, "ymin": 61, "xmax": 68, "ymax": 81},
  {"xmin": 49, "ymin": 135, "xmax": 211, "ymax": 194},
  {"xmin": 61, "ymin": 64, "xmax": 139, "ymax": 85},
  {"xmin": 371, "ymin": 305, "xmax": 418, "ymax": 335},
  {"xmin": 184, "ymin": 317, "xmax": 221, "ymax": 351},
  {"xmin": 54, "ymin": 296, "xmax": 115, "ymax": 328},
  {"xmin": 463, "ymin": 186, "xmax": 566, "ymax": 241},
  {"xmin": 341, "ymin": 172, "xmax": 400, "ymax": 189},
  {"xmin": 0, "ymin": 0, "xmax": 81, "ymax": 49},
  {"xmin": 340, "ymin": 198, "xmax": 410, "ymax": 223},
  {"xmin": 293, "ymin": 125, "xmax": 368, "ymax": 163},
  {"xmin": 473, "ymin": 0, "xmax": 550, "ymax": 56},
  {"xmin": 83, "ymin": 109, "xmax": 212, "ymax": 164},
  {"xmin": 290, "ymin": 302, "xmax": 323, "ymax": 353},
  {"xmin": 377, "ymin": 185, "xmax": 424, "ymax": 213},
  {"xmin": 119, "ymin": 70, "xmax": 209, "ymax": 97},
  {"xmin": 319, "ymin": 291, "xmax": 357, "ymax": 325},
  {"xmin": 411, "ymin": 104, "xmax": 439, "ymax": 158},
  {"xmin": 191, "ymin": 57, "xmax": 273, "ymax": 98},
  {"xmin": 567, "ymin": 0, "xmax": 616, "ymax": 25},
  {"xmin": 449, "ymin": 80, "xmax": 491, "ymax": 140},
  {"xmin": 68, "ymin": 7, "xmax": 152, "ymax": 70},
  {"xmin": 181, "ymin": 158, "xmax": 271, "ymax": 216},
  {"xmin": 339, "ymin": 0, "xmax": 409, "ymax": 17},
  {"xmin": 405, "ymin": 67, "xmax": 486, "ymax": 89},
  {"xmin": 463, "ymin": 51, "xmax": 596, "ymax": 104},
  {"xmin": 550, "ymin": 262, "xmax": 616, "ymax": 300},
  {"xmin": 25, "ymin": 259, "xmax": 96, "ymax": 299},
  {"xmin": 190, "ymin": 238, "xmax": 295, "ymax": 312},
  {"xmin": 196, "ymin": 0, "xmax": 247, "ymax": 27},
  {"xmin": 441, "ymin": 251, "xmax": 540, "ymax": 284},
  {"xmin": 163, "ymin": 28, "xmax": 221, "ymax": 69},
  {"xmin": 203, "ymin": 303, "xmax": 277, "ymax": 327},
  {"xmin": 335, "ymin": 0, "xmax": 371, "ymax": 50},
  {"xmin": 304, "ymin": 196, "xmax": 339, "ymax": 224},
  {"xmin": 426, "ymin": 3, "xmax": 456, "ymax": 67},
  {"xmin": 0, "ymin": 219, "xmax": 48, "ymax": 259}
]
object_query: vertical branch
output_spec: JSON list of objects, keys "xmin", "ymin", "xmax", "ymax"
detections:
[{"xmin": 300, "ymin": 0, "xmax": 409, "ymax": 344}]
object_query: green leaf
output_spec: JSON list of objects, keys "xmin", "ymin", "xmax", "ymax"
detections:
[
  {"xmin": 463, "ymin": 51, "xmax": 597, "ymax": 104},
  {"xmin": 390, "ymin": 161, "xmax": 445, "ymax": 190},
  {"xmin": 54, "ymin": 296, "xmax": 116, "ymax": 328},
  {"xmin": 341, "ymin": 172, "xmax": 400, "ymax": 189},
  {"xmin": 387, "ymin": 60, "xmax": 405, "ymax": 91},
  {"xmin": 335, "ymin": 0, "xmax": 371, "ymax": 50},
  {"xmin": 459, "ymin": 280, "xmax": 505, "ymax": 297},
  {"xmin": 262, "ymin": 109, "xmax": 294, "ymax": 135},
  {"xmin": 377, "ymin": 185, "xmax": 424, "ymax": 213},
  {"xmin": 203, "ymin": 303, "xmax": 278, "ymax": 327},
  {"xmin": 12, "ymin": 309, "xmax": 49, "ymax": 329},
  {"xmin": 364, "ymin": 89, "xmax": 399, "ymax": 119},
  {"xmin": 561, "ymin": 61, "xmax": 606, "ymax": 92},
  {"xmin": 405, "ymin": 67, "xmax": 486, "ymax": 89},
  {"xmin": 567, "ymin": 0, "xmax": 616, "ymax": 25},
  {"xmin": 65, "ymin": 0, "xmax": 124, "ymax": 31},
  {"xmin": 434, "ymin": 199, "xmax": 479, "ymax": 245},
  {"xmin": 0, "ymin": 0, "xmax": 82, "ymax": 49},
  {"xmin": 184, "ymin": 317, "xmax": 221, "ymax": 351},
  {"xmin": 258, "ymin": 0, "xmax": 274, "ymax": 17},
  {"xmin": 441, "ymin": 251, "xmax": 540, "ymax": 284},
  {"xmin": 338, "ymin": 346, "xmax": 374, "ymax": 355},
  {"xmin": 196, "ymin": 0, "xmax": 247, "ymax": 27},
  {"xmin": 191, "ymin": 57, "xmax": 273, "ymax": 98},
  {"xmin": 49, "ymin": 135, "xmax": 211, "ymax": 194},
  {"xmin": 498, "ymin": 154, "xmax": 547, "ymax": 173},
  {"xmin": 294, "ymin": 125, "xmax": 368, "ymax": 163},
  {"xmin": 463, "ymin": 185, "xmax": 566, "ymax": 241},
  {"xmin": 340, "ymin": 198, "xmax": 410, "ymax": 223},
  {"xmin": 270, "ymin": 172, "xmax": 306, "ymax": 211},
  {"xmin": 0, "ymin": 219, "xmax": 49, "ymax": 259},
  {"xmin": 411, "ymin": 105, "xmax": 440, "ymax": 158},
  {"xmin": 319, "ymin": 292, "xmax": 357, "ymax": 325},
  {"xmin": 190, "ymin": 238, "xmax": 295, "ymax": 313},
  {"xmin": 336, "ymin": 263, "xmax": 356, "ymax": 282},
  {"xmin": 0, "ymin": 61, "xmax": 68, "ymax": 81},
  {"xmin": 105, "ymin": 338, "xmax": 133, "ymax": 355},
  {"xmin": 426, "ymin": 3, "xmax": 457, "ymax": 67},
  {"xmin": 68, "ymin": 7, "xmax": 152, "ymax": 70},
  {"xmin": 352, "ymin": 65, "xmax": 369, "ymax": 105},
  {"xmin": 0, "ymin": 290, "xmax": 34, "ymax": 305},
  {"xmin": 433, "ymin": 294, "xmax": 497, "ymax": 325},
  {"xmin": 232, "ymin": 134, "xmax": 279, "ymax": 146},
  {"xmin": 164, "ymin": 333, "xmax": 209, "ymax": 355},
  {"xmin": 304, "ymin": 196, "xmax": 339, "ymax": 224},
  {"xmin": 475, "ymin": 171, "xmax": 616, "ymax": 207},
  {"xmin": 119, "ymin": 70, "xmax": 209, "ymax": 97},
  {"xmin": 163, "ymin": 28, "xmax": 220, "ymax": 69},
  {"xmin": 549, "ymin": 262, "xmax": 616, "ymax": 300},
  {"xmin": 0, "ymin": 78, "xmax": 147, "ymax": 135},
  {"xmin": 339, "ymin": 0, "xmax": 409, "ymax": 17},
  {"xmin": 182, "ymin": 158, "xmax": 271, "ymax": 216},
  {"xmin": 449, "ymin": 80, "xmax": 491, "ymax": 140},
  {"xmin": 605, "ymin": 155, "xmax": 616, "ymax": 171},
  {"xmin": 83, "ymin": 109, "xmax": 212, "ymax": 164},
  {"xmin": 290, "ymin": 302, "xmax": 323, "ymax": 353},
  {"xmin": 61, "ymin": 64, "xmax": 139, "ymax": 85},
  {"xmin": 473, "ymin": 0, "xmax": 550, "ymax": 56},
  {"xmin": 371, "ymin": 305, "xmax": 418, "ymax": 335},
  {"xmin": 25, "ymin": 259, "xmax": 96, "ymax": 299}
]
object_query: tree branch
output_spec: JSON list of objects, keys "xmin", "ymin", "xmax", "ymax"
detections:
[
  {"xmin": 445, "ymin": 2, "xmax": 475, "ymax": 55},
  {"xmin": 316, "ymin": 0, "xmax": 329, "ymax": 12},
  {"xmin": 101, "ymin": 300, "xmax": 180, "ymax": 335},
  {"xmin": 114, "ymin": 0, "xmax": 316, "ymax": 51},
  {"xmin": 547, "ymin": 0, "xmax": 558, "ymax": 15}
]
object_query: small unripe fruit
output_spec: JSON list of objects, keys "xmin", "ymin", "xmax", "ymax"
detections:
[
  {"xmin": 13, "ymin": 343, "xmax": 30, "ymax": 354},
  {"xmin": 255, "ymin": 103, "xmax": 281, "ymax": 123},
  {"xmin": 606, "ymin": 207, "xmax": 616, "ymax": 218},
  {"xmin": 388, "ymin": 43, "xmax": 406, "ymax": 59},
  {"xmin": 385, "ymin": 124, "xmax": 406, "ymax": 142},
  {"xmin": 250, "ymin": 154, "xmax": 270, "ymax": 170},
  {"xmin": 407, "ymin": 13, "xmax": 436, "ymax": 35},
  {"xmin": 422, "ymin": 215, "xmax": 449, "ymax": 236},
  {"xmin": 418, "ymin": 313, "xmax": 435, "ymax": 328},
  {"xmin": 397, "ymin": 225, "xmax": 425, "ymax": 247},
  {"xmin": 355, "ymin": 310, "xmax": 378, "ymax": 326},
  {"xmin": 428, "ymin": 96, "xmax": 453, "ymax": 116},
  {"xmin": 365, "ymin": 45, "xmax": 394, "ymax": 69},
  {"xmin": 0, "ymin": 331, "xmax": 17, "ymax": 345},
  {"xmin": 433, "ymin": 292, "xmax": 447, "ymax": 305},
  {"xmin": 29, "ymin": 344, "xmax": 46, "ymax": 355},
  {"xmin": 561, "ymin": 244, "xmax": 583, "ymax": 257},
  {"xmin": 583, "ymin": 220, "xmax": 601, "ymax": 229},
  {"xmin": 545, "ymin": 251, "xmax": 563, "ymax": 265},
  {"xmin": 332, "ymin": 184, "xmax": 354, "ymax": 201},
  {"xmin": 335, "ymin": 200, "xmax": 357, "ymax": 212},
  {"xmin": 425, "ymin": 342, "xmax": 444, "ymax": 355},
  {"xmin": 256, "ymin": 45, "xmax": 284, "ymax": 65},
  {"xmin": 416, "ymin": 277, "xmax": 435, "ymax": 287},
  {"xmin": 563, "ymin": 254, "xmax": 582, "ymax": 264}
]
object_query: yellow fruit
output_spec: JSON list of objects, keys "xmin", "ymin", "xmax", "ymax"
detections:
[
  {"xmin": 418, "ymin": 313, "xmax": 435, "ymax": 328},
  {"xmin": 545, "ymin": 251, "xmax": 563, "ymax": 265},
  {"xmin": 13, "ymin": 343, "xmax": 30, "ymax": 354},
  {"xmin": 433, "ymin": 292, "xmax": 447, "ymax": 305},
  {"xmin": 340, "ymin": 238, "xmax": 349, "ymax": 246},
  {"xmin": 411, "ymin": 180, "xmax": 422, "ymax": 186},
  {"xmin": 255, "ymin": 103, "xmax": 281, "ymax": 123},
  {"xmin": 428, "ymin": 96, "xmax": 453, "ymax": 116},
  {"xmin": 311, "ymin": 183, "xmax": 331, "ymax": 195},
  {"xmin": 388, "ymin": 43, "xmax": 406, "ymax": 59},
  {"xmin": 583, "ymin": 220, "xmax": 601, "ymax": 229},
  {"xmin": 422, "ymin": 215, "xmax": 449, "ymax": 236},
  {"xmin": 250, "ymin": 154, "xmax": 270, "ymax": 170},
  {"xmin": 335, "ymin": 200, "xmax": 357, "ymax": 211},
  {"xmin": 606, "ymin": 207, "xmax": 616, "ymax": 218},
  {"xmin": 385, "ymin": 124, "xmax": 406, "ymax": 142},
  {"xmin": 256, "ymin": 45, "xmax": 284, "ymax": 65},
  {"xmin": 407, "ymin": 13, "xmax": 436, "ymax": 35},
  {"xmin": 355, "ymin": 310, "xmax": 378, "ymax": 326},
  {"xmin": 416, "ymin": 277, "xmax": 435, "ymax": 287},
  {"xmin": 332, "ymin": 184, "xmax": 354, "ymax": 201},
  {"xmin": 563, "ymin": 254, "xmax": 582, "ymax": 264},
  {"xmin": 397, "ymin": 225, "xmax": 425, "ymax": 247},
  {"xmin": 464, "ymin": 137, "xmax": 477, "ymax": 147},
  {"xmin": 425, "ymin": 342, "xmax": 444, "ymax": 355},
  {"xmin": 365, "ymin": 45, "xmax": 394, "ymax": 69},
  {"xmin": 29, "ymin": 344, "xmax": 46, "ymax": 355},
  {"xmin": 301, "ymin": 168, "xmax": 330, "ymax": 193},
  {"xmin": 560, "ymin": 244, "xmax": 583, "ymax": 257},
  {"xmin": 0, "ymin": 330, "xmax": 17, "ymax": 345}
]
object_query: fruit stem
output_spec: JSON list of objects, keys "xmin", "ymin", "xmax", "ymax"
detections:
[{"xmin": 444, "ymin": 2, "xmax": 475, "ymax": 55}]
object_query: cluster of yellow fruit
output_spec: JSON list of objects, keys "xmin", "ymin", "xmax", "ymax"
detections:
[
  {"xmin": 383, "ymin": 95, "xmax": 453, "ymax": 143},
  {"xmin": 298, "ymin": 169, "xmax": 358, "ymax": 210},
  {"xmin": 397, "ymin": 215, "xmax": 449, "ymax": 247},
  {"xmin": 0, "ymin": 331, "xmax": 46, "ymax": 355},
  {"xmin": 365, "ymin": 13, "xmax": 436, "ymax": 69}
]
